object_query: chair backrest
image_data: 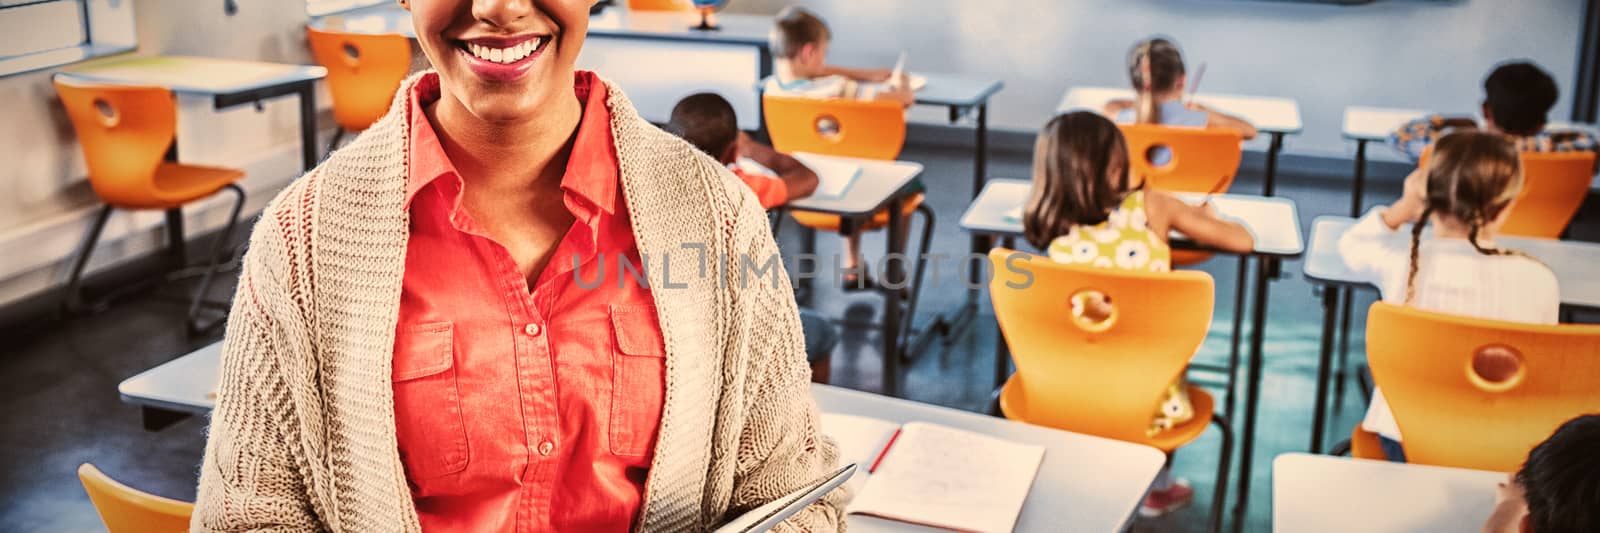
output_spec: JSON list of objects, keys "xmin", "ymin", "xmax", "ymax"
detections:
[
  {"xmin": 53, "ymin": 77, "xmax": 175, "ymax": 207},
  {"xmin": 77, "ymin": 463, "xmax": 194, "ymax": 533},
  {"xmin": 307, "ymin": 27, "xmax": 412, "ymax": 132},
  {"xmin": 1117, "ymin": 123, "xmax": 1244, "ymax": 194},
  {"xmin": 987, "ymin": 248, "xmax": 1215, "ymax": 443},
  {"xmin": 762, "ymin": 93, "xmax": 906, "ymax": 161},
  {"xmin": 1415, "ymin": 148, "xmax": 1596, "ymax": 238},
  {"xmin": 628, "ymin": 0, "xmax": 694, "ymax": 11},
  {"xmin": 1503, "ymin": 151, "xmax": 1595, "ymax": 238},
  {"xmin": 1365, "ymin": 302, "xmax": 1600, "ymax": 471}
]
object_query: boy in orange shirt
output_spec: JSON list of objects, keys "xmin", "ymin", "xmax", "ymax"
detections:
[{"xmin": 668, "ymin": 93, "xmax": 817, "ymax": 208}]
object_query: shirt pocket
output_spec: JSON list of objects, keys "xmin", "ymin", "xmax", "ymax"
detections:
[
  {"xmin": 392, "ymin": 321, "xmax": 470, "ymax": 481},
  {"xmin": 608, "ymin": 304, "xmax": 667, "ymax": 457}
]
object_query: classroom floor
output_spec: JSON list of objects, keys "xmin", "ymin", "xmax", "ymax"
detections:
[{"xmin": 4, "ymin": 136, "xmax": 1597, "ymax": 533}]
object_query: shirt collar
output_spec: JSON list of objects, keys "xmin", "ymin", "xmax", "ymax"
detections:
[{"xmin": 404, "ymin": 71, "xmax": 618, "ymax": 216}]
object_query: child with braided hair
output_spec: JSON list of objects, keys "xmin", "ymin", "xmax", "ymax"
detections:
[{"xmin": 1338, "ymin": 130, "xmax": 1559, "ymax": 462}]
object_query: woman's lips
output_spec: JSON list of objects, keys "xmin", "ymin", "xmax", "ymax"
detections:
[{"xmin": 456, "ymin": 34, "xmax": 549, "ymax": 82}]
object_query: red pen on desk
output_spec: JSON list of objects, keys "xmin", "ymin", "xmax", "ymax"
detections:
[{"xmin": 868, "ymin": 428, "xmax": 902, "ymax": 474}]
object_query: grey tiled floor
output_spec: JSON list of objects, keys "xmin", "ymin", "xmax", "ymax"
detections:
[{"xmin": 5, "ymin": 136, "xmax": 1596, "ymax": 532}]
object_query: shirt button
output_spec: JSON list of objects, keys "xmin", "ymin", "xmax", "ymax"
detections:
[
  {"xmin": 524, "ymin": 323, "xmax": 543, "ymax": 337},
  {"xmin": 538, "ymin": 441, "xmax": 554, "ymax": 456}
]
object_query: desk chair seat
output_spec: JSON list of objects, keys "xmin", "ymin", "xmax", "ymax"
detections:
[
  {"xmin": 1001, "ymin": 376, "xmax": 1218, "ymax": 454},
  {"xmin": 790, "ymin": 192, "xmax": 924, "ymax": 232},
  {"xmin": 1346, "ymin": 425, "xmax": 1387, "ymax": 461},
  {"xmin": 137, "ymin": 163, "xmax": 245, "ymax": 209},
  {"xmin": 55, "ymin": 78, "xmax": 246, "ymax": 335},
  {"xmin": 78, "ymin": 463, "xmax": 194, "ymax": 533}
]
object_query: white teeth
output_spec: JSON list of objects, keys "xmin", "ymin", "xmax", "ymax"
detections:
[{"xmin": 466, "ymin": 38, "xmax": 542, "ymax": 64}]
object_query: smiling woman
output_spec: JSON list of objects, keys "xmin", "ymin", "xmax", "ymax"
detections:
[{"xmin": 189, "ymin": 1, "xmax": 846, "ymax": 532}]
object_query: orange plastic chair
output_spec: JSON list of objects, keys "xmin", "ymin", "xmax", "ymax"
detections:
[
  {"xmin": 1117, "ymin": 124, "xmax": 1244, "ymax": 267},
  {"xmin": 1362, "ymin": 302, "xmax": 1600, "ymax": 471},
  {"xmin": 763, "ymin": 93, "xmax": 920, "ymax": 232},
  {"xmin": 54, "ymin": 77, "xmax": 246, "ymax": 335},
  {"xmin": 78, "ymin": 463, "xmax": 194, "ymax": 533},
  {"xmin": 628, "ymin": 0, "xmax": 693, "ymax": 11},
  {"xmin": 1415, "ymin": 148, "xmax": 1595, "ymax": 238},
  {"xmin": 1502, "ymin": 151, "xmax": 1596, "ymax": 238},
  {"xmin": 987, "ymin": 248, "xmax": 1233, "ymax": 533},
  {"xmin": 306, "ymin": 27, "xmax": 412, "ymax": 154}
]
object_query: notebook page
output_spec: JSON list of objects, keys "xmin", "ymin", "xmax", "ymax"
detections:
[
  {"xmin": 821, "ymin": 414, "xmax": 900, "ymax": 495},
  {"xmin": 801, "ymin": 156, "xmax": 862, "ymax": 199},
  {"xmin": 849, "ymin": 422, "xmax": 1044, "ymax": 533}
]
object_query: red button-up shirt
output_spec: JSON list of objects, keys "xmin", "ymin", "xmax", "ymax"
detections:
[{"xmin": 392, "ymin": 71, "xmax": 666, "ymax": 532}]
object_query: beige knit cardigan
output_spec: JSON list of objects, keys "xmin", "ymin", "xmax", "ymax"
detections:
[{"xmin": 191, "ymin": 72, "xmax": 846, "ymax": 532}]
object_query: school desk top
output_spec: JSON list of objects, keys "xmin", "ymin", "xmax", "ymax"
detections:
[
  {"xmin": 58, "ymin": 55, "xmax": 327, "ymax": 95},
  {"xmin": 1342, "ymin": 106, "xmax": 1429, "ymax": 142},
  {"xmin": 120, "ymin": 345, "xmax": 1163, "ymax": 531},
  {"xmin": 1273, "ymin": 453, "xmax": 1504, "ymax": 533},
  {"xmin": 1058, "ymin": 86, "xmax": 1304, "ymax": 135},
  {"xmin": 959, "ymin": 179, "xmax": 1305, "ymax": 257},
  {"xmin": 1302, "ymin": 216, "xmax": 1600, "ymax": 310},
  {"xmin": 784, "ymin": 153, "xmax": 925, "ymax": 217},
  {"xmin": 914, "ymin": 73, "xmax": 1005, "ymax": 109},
  {"xmin": 813, "ymin": 384, "xmax": 1166, "ymax": 533}
]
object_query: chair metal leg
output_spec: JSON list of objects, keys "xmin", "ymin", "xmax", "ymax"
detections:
[
  {"xmin": 897, "ymin": 204, "xmax": 937, "ymax": 351},
  {"xmin": 62, "ymin": 205, "xmax": 115, "ymax": 314},
  {"xmin": 164, "ymin": 207, "xmax": 186, "ymax": 271},
  {"xmin": 1225, "ymin": 256, "xmax": 1248, "ymax": 421},
  {"xmin": 987, "ymin": 385, "xmax": 1003, "ymax": 417},
  {"xmin": 1210, "ymin": 413, "xmax": 1235, "ymax": 533},
  {"xmin": 187, "ymin": 184, "xmax": 246, "ymax": 336}
]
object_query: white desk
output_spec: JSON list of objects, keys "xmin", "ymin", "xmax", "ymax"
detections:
[
  {"xmin": 119, "ymin": 349, "xmax": 1163, "ymax": 532},
  {"xmin": 813, "ymin": 384, "xmax": 1165, "ymax": 533},
  {"xmin": 1343, "ymin": 105, "xmax": 1428, "ymax": 143},
  {"xmin": 1273, "ymin": 453, "xmax": 1503, "ymax": 533},
  {"xmin": 1300, "ymin": 215, "xmax": 1600, "ymax": 453},
  {"xmin": 960, "ymin": 178, "xmax": 1304, "ymax": 526},
  {"xmin": 314, "ymin": 5, "xmax": 772, "ymax": 130},
  {"xmin": 60, "ymin": 55, "xmax": 328, "ymax": 171},
  {"xmin": 785, "ymin": 153, "xmax": 924, "ymax": 398},
  {"xmin": 959, "ymin": 179, "xmax": 1304, "ymax": 257},
  {"xmin": 1059, "ymin": 86, "xmax": 1302, "ymax": 200},
  {"xmin": 1059, "ymin": 87, "xmax": 1304, "ymax": 135}
]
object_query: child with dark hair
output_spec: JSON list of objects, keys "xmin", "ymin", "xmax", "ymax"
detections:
[
  {"xmin": 667, "ymin": 92, "xmax": 817, "ymax": 208},
  {"xmin": 1340, "ymin": 131, "xmax": 1559, "ymax": 462},
  {"xmin": 1483, "ymin": 414, "xmax": 1600, "ymax": 533},
  {"xmin": 1391, "ymin": 61, "xmax": 1599, "ymax": 161}
]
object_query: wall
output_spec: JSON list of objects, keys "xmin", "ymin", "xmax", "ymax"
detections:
[
  {"xmin": 728, "ymin": 0, "xmax": 1585, "ymax": 160},
  {"xmin": 0, "ymin": 0, "xmax": 324, "ymax": 308}
]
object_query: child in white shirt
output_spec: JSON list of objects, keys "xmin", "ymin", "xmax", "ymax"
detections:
[{"xmin": 1339, "ymin": 130, "xmax": 1560, "ymax": 461}]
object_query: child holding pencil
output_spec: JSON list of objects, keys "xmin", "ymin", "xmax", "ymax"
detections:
[{"xmin": 1103, "ymin": 37, "xmax": 1257, "ymax": 140}]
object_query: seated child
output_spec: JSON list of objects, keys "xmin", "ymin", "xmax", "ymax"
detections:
[
  {"xmin": 763, "ymin": 6, "xmax": 914, "ymax": 106},
  {"xmin": 761, "ymin": 5, "xmax": 919, "ymax": 290},
  {"xmin": 1482, "ymin": 414, "xmax": 1600, "ymax": 533},
  {"xmin": 668, "ymin": 92, "xmax": 818, "ymax": 208},
  {"xmin": 1392, "ymin": 62, "xmax": 1598, "ymax": 162},
  {"xmin": 1103, "ymin": 37, "xmax": 1257, "ymax": 141},
  {"xmin": 1338, "ymin": 131, "xmax": 1559, "ymax": 462},
  {"xmin": 1022, "ymin": 111, "xmax": 1254, "ymax": 516}
]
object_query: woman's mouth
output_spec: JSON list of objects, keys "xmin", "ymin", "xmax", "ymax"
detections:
[{"xmin": 456, "ymin": 35, "xmax": 549, "ymax": 82}]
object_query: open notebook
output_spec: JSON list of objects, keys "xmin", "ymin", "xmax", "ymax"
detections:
[
  {"xmin": 711, "ymin": 463, "xmax": 858, "ymax": 533},
  {"xmin": 823, "ymin": 414, "xmax": 1045, "ymax": 533}
]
